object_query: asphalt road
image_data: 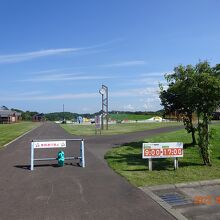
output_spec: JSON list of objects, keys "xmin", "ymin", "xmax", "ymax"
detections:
[{"xmin": 0, "ymin": 122, "xmax": 182, "ymax": 220}]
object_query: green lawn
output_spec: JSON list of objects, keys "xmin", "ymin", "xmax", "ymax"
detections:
[
  {"xmin": 109, "ymin": 113, "xmax": 156, "ymax": 121},
  {"xmin": 105, "ymin": 123, "xmax": 220, "ymax": 187},
  {"xmin": 61, "ymin": 122, "xmax": 181, "ymax": 136},
  {"xmin": 0, "ymin": 122, "xmax": 40, "ymax": 148}
]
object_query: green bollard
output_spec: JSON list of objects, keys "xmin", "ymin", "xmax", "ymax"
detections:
[{"xmin": 57, "ymin": 151, "xmax": 65, "ymax": 167}]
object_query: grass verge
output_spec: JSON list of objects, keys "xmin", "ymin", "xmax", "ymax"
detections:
[
  {"xmin": 61, "ymin": 122, "xmax": 181, "ymax": 136},
  {"xmin": 0, "ymin": 121, "xmax": 40, "ymax": 148},
  {"xmin": 105, "ymin": 123, "xmax": 220, "ymax": 187},
  {"xmin": 109, "ymin": 113, "xmax": 156, "ymax": 121}
]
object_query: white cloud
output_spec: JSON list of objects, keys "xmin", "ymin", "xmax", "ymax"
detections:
[
  {"xmin": 31, "ymin": 68, "xmax": 70, "ymax": 75},
  {"xmin": 143, "ymin": 103, "xmax": 149, "ymax": 110},
  {"xmin": 142, "ymin": 97, "xmax": 161, "ymax": 111},
  {"xmin": 140, "ymin": 72, "xmax": 170, "ymax": 77},
  {"xmin": 0, "ymin": 92, "xmax": 98, "ymax": 101},
  {"xmin": 114, "ymin": 71, "xmax": 168, "ymax": 87},
  {"xmin": 0, "ymin": 48, "xmax": 83, "ymax": 63},
  {"xmin": 123, "ymin": 104, "xmax": 135, "ymax": 111},
  {"xmin": 100, "ymin": 60, "xmax": 147, "ymax": 67},
  {"xmin": 110, "ymin": 88, "xmax": 162, "ymax": 111},
  {"xmin": 0, "ymin": 41, "xmax": 116, "ymax": 64},
  {"xmin": 32, "ymin": 93, "xmax": 98, "ymax": 101},
  {"xmin": 132, "ymin": 88, "xmax": 159, "ymax": 96},
  {"xmin": 110, "ymin": 91, "xmax": 135, "ymax": 97},
  {"xmin": 82, "ymin": 107, "xmax": 90, "ymax": 112},
  {"xmin": 18, "ymin": 73, "xmax": 114, "ymax": 82},
  {"xmin": 110, "ymin": 87, "xmax": 159, "ymax": 98}
]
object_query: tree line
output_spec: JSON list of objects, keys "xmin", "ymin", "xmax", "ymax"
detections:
[{"xmin": 10, "ymin": 109, "xmax": 161, "ymax": 122}]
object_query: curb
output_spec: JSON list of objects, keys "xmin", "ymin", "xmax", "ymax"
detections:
[
  {"xmin": 3, "ymin": 123, "xmax": 42, "ymax": 147},
  {"xmin": 145, "ymin": 179, "xmax": 220, "ymax": 191}
]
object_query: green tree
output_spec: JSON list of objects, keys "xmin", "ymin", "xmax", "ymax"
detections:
[
  {"xmin": 160, "ymin": 61, "xmax": 220, "ymax": 165},
  {"xmin": 213, "ymin": 63, "xmax": 220, "ymax": 78},
  {"xmin": 160, "ymin": 64, "xmax": 197, "ymax": 144},
  {"xmin": 21, "ymin": 111, "xmax": 38, "ymax": 121},
  {"xmin": 193, "ymin": 62, "xmax": 220, "ymax": 165}
]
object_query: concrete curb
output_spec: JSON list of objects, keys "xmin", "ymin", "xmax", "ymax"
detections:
[
  {"xmin": 146, "ymin": 179, "xmax": 220, "ymax": 191},
  {"xmin": 3, "ymin": 123, "xmax": 42, "ymax": 147}
]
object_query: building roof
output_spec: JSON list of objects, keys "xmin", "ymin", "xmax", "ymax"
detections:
[
  {"xmin": 0, "ymin": 109, "xmax": 21, "ymax": 117},
  {"xmin": 33, "ymin": 113, "xmax": 44, "ymax": 117},
  {"xmin": 0, "ymin": 106, "xmax": 9, "ymax": 110}
]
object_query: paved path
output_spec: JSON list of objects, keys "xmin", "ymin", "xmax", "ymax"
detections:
[{"xmin": 0, "ymin": 122, "xmax": 182, "ymax": 220}]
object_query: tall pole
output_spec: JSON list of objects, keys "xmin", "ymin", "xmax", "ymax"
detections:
[
  {"xmin": 106, "ymin": 86, "xmax": 108, "ymax": 130},
  {"xmin": 63, "ymin": 104, "xmax": 65, "ymax": 123},
  {"xmin": 101, "ymin": 93, "xmax": 104, "ymax": 130}
]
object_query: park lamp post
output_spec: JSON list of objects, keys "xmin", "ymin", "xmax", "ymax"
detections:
[{"xmin": 99, "ymin": 85, "xmax": 108, "ymax": 130}]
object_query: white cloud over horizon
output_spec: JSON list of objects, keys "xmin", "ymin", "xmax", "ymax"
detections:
[
  {"xmin": 1, "ymin": 87, "xmax": 159, "ymax": 101},
  {"xmin": 0, "ymin": 92, "xmax": 99, "ymax": 101},
  {"xmin": 99, "ymin": 60, "xmax": 147, "ymax": 67},
  {"xmin": 18, "ymin": 73, "xmax": 115, "ymax": 82},
  {"xmin": 123, "ymin": 104, "xmax": 135, "ymax": 111},
  {"xmin": 0, "ymin": 48, "xmax": 83, "ymax": 64},
  {"xmin": 0, "ymin": 40, "xmax": 124, "ymax": 64}
]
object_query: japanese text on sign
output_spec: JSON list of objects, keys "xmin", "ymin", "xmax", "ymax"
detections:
[
  {"xmin": 33, "ymin": 141, "xmax": 66, "ymax": 149},
  {"xmin": 142, "ymin": 142, "xmax": 183, "ymax": 159}
]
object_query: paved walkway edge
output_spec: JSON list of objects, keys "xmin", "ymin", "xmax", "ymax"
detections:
[
  {"xmin": 3, "ymin": 123, "xmax": 42, "ymax": 147},
  {"xmin": 139, "ymin": 187, "xmax": 188, "ymax": 220}
]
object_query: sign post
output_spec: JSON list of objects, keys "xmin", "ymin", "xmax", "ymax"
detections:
[
  {"xmin": 80, "ymin": 139, "xmax": 85, "ymax": 168},
  {"xmin": 142, "ymin": 142, "xmax": 183, "ymax": 171},
  {"xmin": 148, "ymin": 158, "xmax": 152, "ymax": 171},
  {"xmin": 95, "ymin": 115, "xmax": 101, "ymax": 135}
]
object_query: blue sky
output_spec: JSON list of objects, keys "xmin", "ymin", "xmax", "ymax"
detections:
[{"xmin": 0, "ymin": 0, "xmax": 220, "ymax": 113}]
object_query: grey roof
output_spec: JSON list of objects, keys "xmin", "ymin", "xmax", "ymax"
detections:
[
  {"xmin": 0, "ymin": 110, "xmax": 21, "ymax": 117},
  {"xmin": 0, "ymin": 106, "xmax": 9, "ymax": 110},
  {"xmin": 33, "ymin": 113, "xmax": 44, "ymax": 117}
]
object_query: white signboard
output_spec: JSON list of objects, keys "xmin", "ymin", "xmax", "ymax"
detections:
[
  {"xmin": 95, "ymin": 115, "xmax": 101, "ymax": 129},
  {"xmin": 33, "ymin": 141, "xmax": 66, "ymax": 149},
  {"xmin": 142, "ymin": 142, "xmax": 183, "ymax": 159}
]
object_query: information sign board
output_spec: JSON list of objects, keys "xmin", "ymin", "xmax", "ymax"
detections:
[
  {"xmin": 142, "ymin": 142, "xmax": 183, "ymax": 159},
  {"xmin": 95, "ymin": 115, "xmax": 101, "ymax": 129}
]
